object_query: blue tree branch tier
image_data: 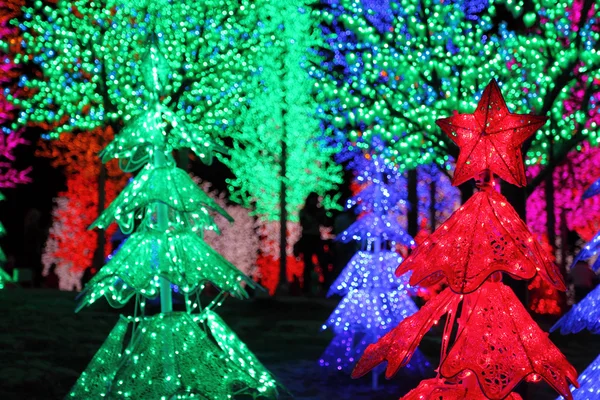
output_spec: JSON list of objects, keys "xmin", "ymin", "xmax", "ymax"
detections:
[
  {"xmin": 347, "ymin": 176, "xmax": 407, "ymax": 215},
  {"xmin": 320, "ymin": 279, "xmax": 429, "ymax": 374},
  {"xmin": 320, "ymin": 324, "xmax": 430, "ymax": 375},
  {"xmin": 329, "ymin": 250, "xmax": 410, "ymax": 296},
  {"xmin": 556, "ymin": 354, "xmax": 600, "ymax": 400},
  {"xmin": 338, "ymin": 213, "xmax": 415, "ymax": 246},
  {"xmin": 551, "ymin": 283, "xmax": 600, "ymax": 335}
]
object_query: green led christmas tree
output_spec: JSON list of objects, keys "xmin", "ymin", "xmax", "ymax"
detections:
[{"xmin": 69, "ymin": 43, "xmax": 278, "ymax": 399}]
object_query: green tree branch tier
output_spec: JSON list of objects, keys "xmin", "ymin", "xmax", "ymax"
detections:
[
  {"xmin": 69, "ymin": 312, "xmax": 278, "ymax": 399},
  {"xmin": 90, "ymin": 162, "xmax": 231, "ymax": 234}
]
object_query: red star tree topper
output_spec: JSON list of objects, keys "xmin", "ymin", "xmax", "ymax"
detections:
[
  {"xmin": 437, "ymin": 79, "xmax": 547, "ymax": 187},
  {"xmin": 352, "ymin": 80, "xmax": 579, "ymax": 399}
]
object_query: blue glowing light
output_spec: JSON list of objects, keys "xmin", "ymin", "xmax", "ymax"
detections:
[{"xmin": 552, "ymin": 283, "xmax": 600, "ymax": 335}]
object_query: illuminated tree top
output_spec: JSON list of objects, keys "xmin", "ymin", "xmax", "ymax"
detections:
[
  {"xmin": 315, "ymin": 0, "xmax": 599, "ymax": 176},
  {"xmin": 9, "ymin": 0, "xmax": 261, "ymax": 139}
]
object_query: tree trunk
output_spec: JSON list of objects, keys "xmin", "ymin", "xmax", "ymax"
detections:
[
  {"xmin": 458, "ymin": 182, "xmax": 473, "ymax": 205},
  {"xmin": 277, "ymin": 138, "xmax": 288, "ymax": 295},
  {"xmin": 429, "ymin": 177, "xmax": 437, "ymax": 232},
  {"xmin": 91, "ymin": 162, "xmax": 107, "ymax": 272},
  {"xmin": 560, "ymin": 210, "xmax": 569, "ymax": 275},
  {"xmin": 544, "ymin": 165, "xmax": 557, "ymax": 260},
  {"xmin": 178, "ymin": 148, "xmax": 190, "ymax": 172},
  {"xmin": 407, "ymin": 169, "xmax": 419, "ymax": 238}
]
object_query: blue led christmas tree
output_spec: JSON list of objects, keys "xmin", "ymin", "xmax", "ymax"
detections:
[
  {"xmin": 551, "ymin": 176, "xmax": 600, "ymax": 399},
  {"xmin": 320, "ymin": 155, "xmax": 429, "ymax": 388}
]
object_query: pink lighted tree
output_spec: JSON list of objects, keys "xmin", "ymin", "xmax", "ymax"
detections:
[
  {"xmin": 0, "ymin": 0, "xmax": 30, "ymax": 187},
  {"xmin": 527, "ymin": 142, "xmax": 600, "ymax": 246},
  {"xmin": 0, "ymin": 0, "xmax": 30, "ymax": 286},
  {"xmin": 526, "ymin": 143, "xmax": 600, "ymax": 315}
]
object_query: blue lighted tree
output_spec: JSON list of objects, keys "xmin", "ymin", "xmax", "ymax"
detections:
[
  {"xmin": 551, "ymin": 177, "xmax": 600, "ymax": 399},
  {"xmin": 320, "ymin": 155, "xmax": 429, "ymax": 388}
]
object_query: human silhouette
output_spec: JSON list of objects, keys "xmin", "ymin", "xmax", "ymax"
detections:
[{"xmin": 298, "ymin": 192, "xmax": 328, "ymax": 294}]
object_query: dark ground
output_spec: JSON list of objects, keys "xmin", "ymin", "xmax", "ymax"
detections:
[{"xmin": 0, "ymin": 289, "xmax": 598, "ymax": 400}]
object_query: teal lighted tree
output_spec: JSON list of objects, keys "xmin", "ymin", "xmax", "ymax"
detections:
[
  {"xmin": 224, "ymin": 0, "xmax": 341, "ymax": 221},
  {"xmin": 69, "ymin": 44, "xmax": 278, "ymax": 399},
  {"xmin": 222, "ymin": 0, "xmax": 342, "ymax": 287}
]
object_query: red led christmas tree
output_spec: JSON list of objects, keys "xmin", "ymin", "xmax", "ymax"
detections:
[{"xmin": 352, "ymin": 80, "xmax": 579, "ymax": 399}]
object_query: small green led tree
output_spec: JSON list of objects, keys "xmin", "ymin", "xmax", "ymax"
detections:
[{"xmin": 69, "ymin": 43, "xmax": 278, "ymax": 399}]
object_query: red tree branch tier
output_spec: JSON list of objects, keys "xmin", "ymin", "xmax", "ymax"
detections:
[{"xmin": 351, "ymin": 79, "xmax": 579, "ymax": 400}]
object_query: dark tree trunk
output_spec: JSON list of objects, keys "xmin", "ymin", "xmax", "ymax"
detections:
[
  {"xmin": 543, "ymin": 142, "xmax": 567, "ymax": 311},
  {"xmin": 407, "ymin": 169, "xmax": 419, "ymax": 238},
  {"xmin": 560, "ymin": 211, "xmax": 569, "ymax": 275},
  {"xmin": 91, "ymin": 162, "xmax": 107, "ymax": 272},
  {"xmin": 501, "ymin": 181, "xmax": 528, "ymax": 307},
  {"xmin": 178, "ymin": 148, "xmax": 190, "ymax": 171},
  {"xmin": 458, "ymin": 182, "xmax": 474, "ymax": 205},
  {"xmin": 277, "ymin": 138, "xmax": 288, "ymax": 294},
  {"xmin": 429, "ymin": 177, "xmax": 437, "ymax": 232},
  {"xmin": 544, "ymin": 165, "xmax": 557, "ymax": 259}
]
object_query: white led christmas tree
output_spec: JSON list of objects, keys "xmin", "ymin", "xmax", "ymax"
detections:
[{"xmin": 320, "ymin": 155, "xmax": 429, "ymax": 387}]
